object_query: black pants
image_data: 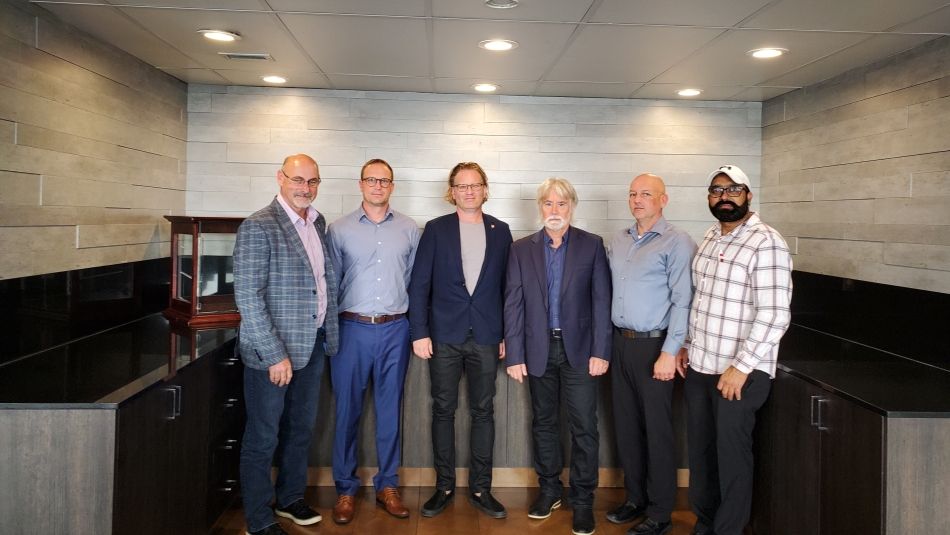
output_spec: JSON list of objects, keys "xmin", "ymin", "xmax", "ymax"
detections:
[
  {"xmin": 611, "ymin": 332, "xmax": 675, "ymax": 522},
  {"xmin": 429, "ymin": 334, "xmax": 499, "ymax": 493},
  {"xmin": 528, "ymin": 335, "xmax": 599, "ymax": 508},
  {"xmin": 685, "ymin": 369, "xmax": 771, "ymax": 535}
]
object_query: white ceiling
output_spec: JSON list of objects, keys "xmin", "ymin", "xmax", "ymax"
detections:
[{"xmin": 31, "ymin": 0, "xmax": 950, "ymax": 101}]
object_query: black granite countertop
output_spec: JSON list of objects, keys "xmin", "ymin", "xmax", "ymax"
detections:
[
  {"xmin": 0, "ymin": 314, "xmax": 236, "ymax": 408},
  {"xmin": 778, "ymin": 324, "xmax": 950, "ymax": 418}
]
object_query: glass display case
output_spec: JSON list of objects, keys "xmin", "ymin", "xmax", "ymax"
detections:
[{"xmin": 163, "ymin": 216, "xmax": 243, "ymax": 328}]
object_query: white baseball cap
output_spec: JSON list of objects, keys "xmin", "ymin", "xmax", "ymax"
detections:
[{"xmin": 707, "ymin": 164, "xmax": 750, "ymax": 188}]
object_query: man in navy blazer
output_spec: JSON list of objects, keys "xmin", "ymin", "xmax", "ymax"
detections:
[
  {"xmin": 234, "ymin": 154, "xmax": 340, "ymax": 535},
  {"xmin": 408, "ymin": 162, "xmax": 513, "ymax": 519},
  {"xmin": 504, "ymin": 177, "xmax": 612, "ymax": 535}
]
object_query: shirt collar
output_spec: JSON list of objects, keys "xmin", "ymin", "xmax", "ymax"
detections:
[
  {"xmin": 358, "ymin": 203, "xmax": 394, "ymax": 224},
  {"xmin": 276, "ymin": 193, "xmax": 316, "ymax": 225},
  {"xmin": 629, "ymin": 216, "xmax": 669, "ymax": 240},
  {"xmin": 715, "ymin": 212, "xmax": 760, "ymax": 239},
  {"xmin": 543, "ymin": 226, "xmax": 570, "ymax": 246}
]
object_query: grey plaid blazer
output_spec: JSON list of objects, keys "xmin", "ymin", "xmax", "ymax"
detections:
[{"xmin": 233, "ymin": 197, "xmax": 340, "ymax": 370}]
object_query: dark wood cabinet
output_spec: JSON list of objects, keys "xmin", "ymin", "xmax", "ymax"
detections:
[{"xmin": 753, "ymin": 370, "xmax": 884, "ymax": 535}]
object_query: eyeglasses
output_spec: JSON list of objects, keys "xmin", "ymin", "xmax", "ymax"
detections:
[
  {"xmin": 361, "ymin": 177, "xmax": 393, "ymax": 188},
  {"xmin": 453, "ymin": 183, "xmax": 485, "ymax": 192},
  {"xmin": 708, "ymin": 185, "xmax": 747, "ymax": 198},
  {"xmin": 280, "ymin": 169, "xmax": 320, "ymax": 188}
]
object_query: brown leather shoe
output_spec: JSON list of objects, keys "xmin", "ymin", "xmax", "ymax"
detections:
[
  {"xmin": 376, "ymin": 487, "xmax": 410, "ymax": 518},
  {"xmin": 332, "ymin": 495, "xmax": 355, "ymax": 525}
]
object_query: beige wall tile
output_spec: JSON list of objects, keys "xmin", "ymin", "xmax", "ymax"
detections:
[
  {"xmin": 0, "ymin": 119, "xmax": 12, "ymax": 143},
  {"xmin": 873, "ymin": 196, "xmax": 950, "ymax": 225},
  {"xmin": 813, "ymin": 175, "xmax": 911, "ymax": 200},
  {"xmin": 0, "ymin": 170, "xmax": 40, "ymax": 206},
  {"xmin": 0, "ymin": 0, "xmax": 36, "ymax": 46},
  {"xmin": 912, "ymin": 171, "xmax": 950, "ymax": 197},
  {"xmin": 760, "ymin": 199, "xmax": 875, "ymax": 224},
  {"xmin": 76, "ymin": 223, "xmax": 169, "ymax": 249},
  {"xmin": 797, "ymin": 238, "xmax": 884, "ymax": 263},
  {"xmin": 759, "ymin": 183, "xmax": 814, "ymax": 203},
  {"xmin": 884, "ymin": 243, "xmax": 950, "ymax": 271}
]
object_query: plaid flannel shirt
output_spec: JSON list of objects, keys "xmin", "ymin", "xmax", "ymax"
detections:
[{"xmin": 688, "ymin": 212, "xmax": 792, "ymax": 378}]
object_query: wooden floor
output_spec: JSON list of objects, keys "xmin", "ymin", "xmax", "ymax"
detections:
[{"xmin": 212, "ymin": 487, "xmax": 700, "ymax": 535}]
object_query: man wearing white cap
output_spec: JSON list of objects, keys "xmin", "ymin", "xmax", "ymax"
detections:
[{"xmin": 682, "ymin": 165, "xmax": 793, "ymax": 535}]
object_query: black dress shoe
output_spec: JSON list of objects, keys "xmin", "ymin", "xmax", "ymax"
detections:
[
  {"xmin": 630, "ymin": 517, "xmax": 672, "ymax": 535},
  {"xmin": 420, "ymin": 489, "xmax": 454, "ymax": 518},
  {"xmin": 572, "ymin": 507, "xmax": 595, "ymax": 535},
  {"xmin": 527, "ymin": 493, "xmax": 562, "ymax": 519},
  {"xmin": 468, "ymin": 491, "xmax": 507, "ymax": 518},
  {"xmin": 690, "ymin": 522, "xmax": 714, "ymax": 535},
  {"xmin": 607, "ymin": 501, "xmax": 647, "ymax": 524}
]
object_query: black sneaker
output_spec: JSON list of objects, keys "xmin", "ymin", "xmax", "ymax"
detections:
[
  {"xmin": 274, "ymin": 499, "xmax": 321, "ymax": 526},
  {"xmin": 607, "ymin": 501, "xmax": 647, "ymax": 524},
  {"xmin": 573, "ymin": 507, "xmax": 596, "ymax": 535},
  {"xmin": 468, "ymin": 491, "xmax": 507, "ymax": 519},
  {"xmin": 246, "ymin": 523, "xmax": 288, "ymax": 535},
  {"xmin": 527, "ymin": 493, "xmax": 562, "ymax": 519},
  {"xmin": 420, "ymin": 489, "xmax": 454, "ymax": 518},
  {"xmin": 630, "ymin": 518, "xmax": 672, "ymax": 535}
]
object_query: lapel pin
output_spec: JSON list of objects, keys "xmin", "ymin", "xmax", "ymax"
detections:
[{"xmin": 491, "ymin": 224, "xmax": 495, "ymax": 229}]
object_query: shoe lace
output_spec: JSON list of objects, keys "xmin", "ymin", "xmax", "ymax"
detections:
[
  {"xmin": 380, "ymin": 487, "xmax": 400, "ymax": 501},
  {"xmin": 336, "ymin": 495, "xmax": 353, "ymax": 506}
]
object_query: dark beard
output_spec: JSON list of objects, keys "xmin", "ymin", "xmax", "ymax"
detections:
[{"xmin": 710, "ymin": 199, "xmax": 750, "ymax": 222}]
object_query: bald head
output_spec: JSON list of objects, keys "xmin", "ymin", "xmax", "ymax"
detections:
[
  {"xmin": 282, "ymin": 153, "xmax": 318, "ymax": 171},
  {"xmin": 628, "ymin": 173, "xmax": 668, "ymax": 232}
]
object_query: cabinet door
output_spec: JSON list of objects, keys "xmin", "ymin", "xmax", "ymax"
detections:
[
  {"xmin": 769, "ymin": 371, "xmax": 823, "ymax": 535},
  {"xmin": 166, "ymin": 357, "xmax": 212, "ymax": 535},
  {"xmin": 819, "ymin": 394, "xmax": 884, "ymax": 535},
  {"xmin": 114, "ymin": 384, "xmax": 176, "ymax": 535}
]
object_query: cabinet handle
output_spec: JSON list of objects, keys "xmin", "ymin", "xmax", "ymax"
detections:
[
  {"xmin": 810, "ymin": 395, "xmax": 822, "ymax": 427},
  {"xmin": 219, "ymin": 439, "xmax": 239, "ymax": 451},
  {"xmin": 218, "ymin": 479, "xmax": 238, "ymax": 493},
  {"xmin": 222, "ymin": 397, "xmax": 240, "ymax": 408},
  {"xmin": 163, "ymin": 387, "xmax": 178, "ymax": 420},
  {"xmin": 816, "ymin": 398, "xmax": 830, "ymax": 432},
  {"xmin": 219, "ymin": 358, "xmax": 240, "ymax": 367}
]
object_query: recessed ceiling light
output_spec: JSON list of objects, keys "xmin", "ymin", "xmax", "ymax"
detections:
[
  {"xmin": 472, "ymin": 83, "xmax": 498, "ymax": 93},
  {"xmin": 677, "ymin": 88, "xmax": 702, "ymax": 97},
  {"xmin": 478, "ymin": 39, "xmax": 518, "ymax": 52},
  {"xmin": 485, "ymin": 0, "xmax": 519, "ymax": 8},
  {"xmin": 262, "ymin": 75, "xmax": 287, "ymax": 84},
  {"xmin": 748, "ymin": 47, "xmax": 788, "ymax": 59},
  {"xmin": 197, "ymin": 29, "xmax": 241, "ymax": 42}
]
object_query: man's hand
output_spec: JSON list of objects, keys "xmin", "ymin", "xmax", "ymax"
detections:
[
  {"xmin": 499, "ymin": 341, "xmax": 506, "ymax": 360},
  {"xmin": 268, "ymin": 358, "xmax": 293, "ymax": 387},
  {"xmin": 589, "ymin": 356, "xmax": 609, "ymax": 377},
  {"xmin": 413, "ymin": 337, "xmax": 433, "ymax": 359},
  {"xmin": 675, "ymin": 347, "xmax": 689, "ymax": 378},
  {"xmin": 653, "ymin": 351, "xmax": 677, "ymax": 381},
  {"xmin": 507, "ymin": 363, "xmax": 527, "ymax": 384},
  {"xmin": 717, "ymin": 366, "xmax": 749, "ymax": 400}
]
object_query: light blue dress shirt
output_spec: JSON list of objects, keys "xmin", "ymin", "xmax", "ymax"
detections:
[
  {"xmin": 608, "ymin": 216, "xmax": 697, "ymax": 356},
  {"xmin": 327, "ymin": 205, "xmax": 420, "ymax": 315}
]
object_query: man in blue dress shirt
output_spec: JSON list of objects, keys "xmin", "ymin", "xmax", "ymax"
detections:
[
  {"xmin": 327, "ymin": 159, "xmax": 420, "ymax": 525},
  {"xmin": 606, "ymin": 173, "xmax": 697, "ymax": 535}
]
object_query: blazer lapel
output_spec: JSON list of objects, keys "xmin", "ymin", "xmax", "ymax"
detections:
[
  {"xmin": 449, "ymin": 213, "xmax": 465, "ymax": 288},
  {"xmin": 529, "ymin": 230, "xmax": 549, "ymax": 309},
  {"xmin": 559, "ymin": 227, "xmax": 577, "ymax": 303},
  {"xmin": 271, "ymin": 198, "xmax": 313, "ymax": 273}
]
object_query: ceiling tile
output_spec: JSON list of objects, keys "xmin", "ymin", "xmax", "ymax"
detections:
[
  {"xmin": 114, "ymin": 7, "xmax": 317, "ymax": 70},
  {"xmin": 536, "ymin": 81, "xmax": 640, "ymax": 99},
  {"xmin": 326, "ymin": 75, "xmax": 434, "ymax": 93},
  {"xmin": 892, "ymin": 4, "xmax": 950, "ymax": 33},
  {"xmin": 547, "ymin": 25, "xmax": 723, "ymax": 82},
  {"xmin": 267, "ymin": 0, "xmax": 427, "ymax": 16},
  {"xmin": 162, "ymin": 67, "xmax": 230, "ymax": 84},
  {"xmin": 631, "ymin": 84, "xmax": 753, "ymax": 100},
  {"xmin": 432, "ymin": 20, "xmax": 576, "ymax": 80},
  {"xmin": 51, "ymin": 0, "xmax": 266, "ymax": 8},
  {"xmin": 39, "ymin": 3, "xmax": 204, "ymax": 68},
  {"xmin": 653, "ymin": 29, "xmax": 866, "ymax": 85},
  {"xmin": 280, "ymin": 14, "xmax": 430, "ymax": 76},
  {"xmin": 765, "ymin": 33, "xmax": 939, "ymax": 87},
  {"xmin": 591, "ymin": 0, "xmax": 773, "ymax": 26},
  {"xmin": 432, "ymin": 0, "xmax": 596, "ymax": 22},
  {"xmin": 218, "ymin": 70, "xmax": 332, "ymax": 88},
  {"xmin": 730, "ymin": 86, "xmax": 799, "ymax": 101},
  {"xmin": 433, "ymin": 78, "xmax": 538, "ymax": 96},
  {"xmin": 742, "ymin": 0, "xmax": 950, "ymax": 31}
]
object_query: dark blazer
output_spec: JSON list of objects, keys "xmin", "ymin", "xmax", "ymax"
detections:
[
  {"xmin": 408, "ymin": 212, "xmax": 513, "ymax": 346},
  {"xmin": 504, "ymin": 227, "xmax": 612, "ymax": 377},
  {"xmin": 234, "ymin": 198, "xmax": 340, "ymax": 370}
]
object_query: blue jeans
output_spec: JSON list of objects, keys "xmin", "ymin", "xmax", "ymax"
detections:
[
  {"xmin": 240, "ymin": 332, "xmax": 325, "ymax": 532},
  {"xmin": 331, "ymin": 317, "xmax": 411, "ymax": 495}
]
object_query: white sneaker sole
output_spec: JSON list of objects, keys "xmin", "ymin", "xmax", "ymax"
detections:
[
  {"xmin": 528, "ymin": 499, "xmax": 562, "ymax": 519},
  {"xmin": 274, "ymin": 509, "xmax": 322, "ymax": 526}
]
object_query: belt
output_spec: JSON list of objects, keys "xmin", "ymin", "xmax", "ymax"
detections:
[
  {"xmin": 340, "ymin": 312, "xmax": 406, "ymax": 325},
  {"xmin": 617, "ymin": 327, "xmax": 666, "ymax": 339},
  {"xmin": 550, "ymin": 328, "xmax": 563, "ymax": 339}
]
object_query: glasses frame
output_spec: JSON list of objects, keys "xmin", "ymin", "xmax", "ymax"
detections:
[
  {"xmin": 708, "ymin": 185, "xmax": 748, "ymax": 198},
  {"xmin": 280, "ymin": 169, "xmax": 321, "ymax": 188},
  {"xmin": 452, "ymin": 182, "xmax": 486, "ymax": 192},
  {"xmin": 361, "ymin": 176, "xmax": 394, "ymax": 188}
]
